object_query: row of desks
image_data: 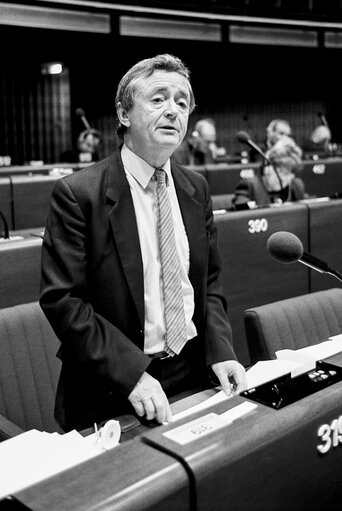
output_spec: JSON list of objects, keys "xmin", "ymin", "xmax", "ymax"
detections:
[
  {"xmin": 3, "ymin": 351, "xmax": 342, "ymax": 510},
  {"xmin": 1, "ymin": 157, "xmax": 342, "ymax": 230},
  {"xmin": 189, "ymin": 157, "xmax": 342, "ymax": 198},
  {"xmin": 1, "ymin": 198, "xmax": 342, "ymax": 367}
]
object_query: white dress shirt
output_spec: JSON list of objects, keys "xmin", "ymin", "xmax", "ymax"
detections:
[{"xmin": 121, "ymin": 144, "xmax": 197, "ymax": 354}]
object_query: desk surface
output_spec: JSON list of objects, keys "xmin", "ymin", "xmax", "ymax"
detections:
[
  {"xmin": 9, "ymin": 388, "xmax": 217, "ymax": 511},
  {"xmin": 10, "ymin": 354, "xmax": 342, "ymax": 510}
]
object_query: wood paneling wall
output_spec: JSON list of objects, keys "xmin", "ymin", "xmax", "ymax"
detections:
[{"xmin": 0, "ymin": 65, "xmax": 71, "ymax": 165}]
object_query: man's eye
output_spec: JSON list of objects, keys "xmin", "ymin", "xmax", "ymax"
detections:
[
  {"xmin": 177, "ymin": 100, "xmax": 188, "ymax": 109},
  {"xmin": 152, "ymin": 97, "xmax": 164, "ymax": 103}
]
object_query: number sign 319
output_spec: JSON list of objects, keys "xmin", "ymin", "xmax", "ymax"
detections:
[{"xmin": 317, "ymin": 415, "xmax": 342, "ymax": 454}]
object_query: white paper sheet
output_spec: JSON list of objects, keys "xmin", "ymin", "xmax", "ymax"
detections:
[{"xmin": 0, "ymin": 429, "xmax": 101, "ymax": 500}]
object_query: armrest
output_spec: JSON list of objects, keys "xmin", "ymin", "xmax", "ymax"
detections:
[{"xmin": 0, "ymin": 413, "xmax": 24, "ymax": 442}]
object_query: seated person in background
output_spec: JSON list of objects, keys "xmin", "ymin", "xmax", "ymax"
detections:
[
  {"xmin": 266, "ymin": 119, "xmax": 292, "ymax": 149},
  {"xmin": 60, "ymin": 128, "xmax": 102, "ymax": 164},
  {"xmin": 302, "ymin": 125, "xmax": 332, "ymax": 158},
  {"xmin": 172, "ymin": 118, "xmax": 226, "ymax": 165},
  {"xmin": 248, "ymin": 118, "xmax": 293, "ymax": 163},
  {"xmin": 232, "ymin": 135, "xmax": 306, "ymax": 209}
]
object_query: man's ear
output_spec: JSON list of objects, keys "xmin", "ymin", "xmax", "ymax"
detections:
[{"xmin": 117, "ymin": 102, "xmax": 130, "ymax": 128}]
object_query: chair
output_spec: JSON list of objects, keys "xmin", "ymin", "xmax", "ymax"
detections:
[
  {"xmin": 0, "ymin": 301, "xmax": 63, "ymax": 440},
  {"xmin": 244, "ymin": 288, "xmax": 342, "ymax": 364}
]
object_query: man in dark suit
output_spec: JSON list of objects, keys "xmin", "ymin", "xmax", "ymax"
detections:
[{"xmin": 40, "ymin": 54, "xmax": 246, "ymax": 432}]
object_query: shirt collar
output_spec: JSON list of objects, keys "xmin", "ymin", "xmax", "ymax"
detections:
[{"xmin": 121, "ymin": 144, "xmax": 171, "ymax": 189}]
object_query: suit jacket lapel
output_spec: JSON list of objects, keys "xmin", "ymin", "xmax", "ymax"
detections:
[{"xmin": 105, "ymin": 152, "xmax": 145, "ymax": 329}]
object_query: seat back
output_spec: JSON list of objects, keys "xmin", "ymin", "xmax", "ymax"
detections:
[
  {"xmin": 0, "ymin": 302, "xmax": 63, "ymax": 433},
  {"xmin": 211, "ymin": 194, "xmax": 234, "ymax": 211},
  {"xmin": 244, "ymin": 288, "xmax": 342, "ymax": 364}
]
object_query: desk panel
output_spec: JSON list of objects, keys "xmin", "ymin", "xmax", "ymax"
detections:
[
  {"xmin": 145, "ymin": 355, "xmax": 342, "ymax": 510},
  {"xmin": 301, "ymin": 157, "xmax": 342, "ymax": 198},
  {"xmin": 0, "ymin": 163, "xmax": 86, "ymax": 177},
  {"xmin": 0, "ymin": 236, "xmax": 42, "ymax": 308},
  {"xmin": 13, "ymin": 440, "xmax": 190, "ymax": 511},
  {"xmin": 11, "ymin": 175, "xmax": 60, "ymax": 230},
  {"xmin": 0, "ymin": 178, "xmax": 13, "ymax": 231},
  {"xmin": 215, "ymin": 204, "xmax": 309, "ymax": 366},
  {"xmin": 206, "ymin": 162, "xmax": 261, "ymax": 195},
  {"xmin": 306, "ymin": 198, "xmax": 342, "ymax": 292}
]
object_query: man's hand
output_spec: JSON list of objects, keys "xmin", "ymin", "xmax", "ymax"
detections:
[
  {"xmin": 211, "ymin": 360, "xmax": 247, "ymax": 397},
  {"xmin": 128, "ymin": 372, "xmax": 172, "ymax": 424}
]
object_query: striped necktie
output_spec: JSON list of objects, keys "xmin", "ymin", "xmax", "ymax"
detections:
[{"xmin": 154, "ymin": 168, "xmax": 187, "ymax": 356}]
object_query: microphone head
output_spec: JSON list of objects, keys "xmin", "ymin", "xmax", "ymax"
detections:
[
  {"xmin": 267, "ymin": 231, "xmax": 304, "ymax": 264},
  {"xmin": 236, "ymin": 130, "xmax": 250, "ymax": 144},
  {"xmin": 76, "ymin": 107, "xmax": 85, "ymax": 117}
]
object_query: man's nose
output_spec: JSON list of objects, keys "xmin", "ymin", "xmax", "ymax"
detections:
[{"xmin": 164, "ymin": 99, "xmax": 178, "ymax": 117}]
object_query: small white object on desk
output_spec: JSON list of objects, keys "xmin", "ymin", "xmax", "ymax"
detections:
[{"xmin": 87, "ymin": 419, "xmax": 121, "ymax": 451}]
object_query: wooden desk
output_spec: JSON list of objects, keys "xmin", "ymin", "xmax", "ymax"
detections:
[
  {"xmin": 0, "ymin": 231, "xmax": 43, "ymax": 308},
  {"xmin": 206, "ymin": 161, "xmax": 262, "ymax": 195},
  {"xmin": 301, "ymin": 157, "xmax": 342, "ymax": 198},
  {"xmin": 145, "ymin": 353, "xmax": 342, "ymax": 511},
  {"xmin": 9, "ymin": 353, "xmax": 342, "ymax": 510},
  {"xmin": 305, "ymin": 198, "xmax": 342, "ymax": 292},
  {"xmin": 7, "ymin": 389, "xmax": 217, "ymax": 511},
  {"xmin": 215, "ymin": 203, "xmax": 309, "ymax": 366},
  {"xmin": 0, "ymin": 177, "xmax": 12, "ymax": 231},
  {"xmin": 0, "ymin": 163, "xmax": 88, "ymax": 177},
  {"xmin": 10, "ymin": 175, "xmax": 61, "ymax": 230}
]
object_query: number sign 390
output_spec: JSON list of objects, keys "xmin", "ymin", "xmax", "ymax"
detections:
[
  {"xmin": 317, "ymin": 415, "xmax": 342, "ymax": 454},
  {"xmin": 248, "ymin": 218, "xmax": 268, "ymax": 234}
]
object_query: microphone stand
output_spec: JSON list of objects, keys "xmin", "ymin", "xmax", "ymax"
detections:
[
  {"xmin": 326, "ymin": 269, "xmax": 342, "ymax": 284},
  {"xmin": 299, "ymin": 253, "xmax": 342, "ymax": 284},
  {"xmin": 241, "ymin": 136, "xmax": 284, "ymax": 193}
]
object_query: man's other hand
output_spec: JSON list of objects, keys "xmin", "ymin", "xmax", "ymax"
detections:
[{"xmin": 211, "ymin": 360, "xmax": 247, "ymax": 397}]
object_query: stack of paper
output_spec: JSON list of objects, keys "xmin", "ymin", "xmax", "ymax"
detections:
[
  {"xmin": 0, "ymin": 429, "xmax": 101, "ymax": 500},
  {"xmin": 246, "ymin": 334, "xmax": 342, "ymax": 389}
]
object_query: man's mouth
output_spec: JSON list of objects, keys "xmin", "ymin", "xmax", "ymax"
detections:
[{"xmin": 159, "ymin": 126, "xmax": 178, "ymax": 132}]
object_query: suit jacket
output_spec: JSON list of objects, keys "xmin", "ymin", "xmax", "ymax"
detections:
[
  {"xmin": 232, "ymin": 174, "xmax": 306, "ymax": 208},
  {"xmin": 40, "ymin": 150, "xmax": 236, "ymax": 430}
]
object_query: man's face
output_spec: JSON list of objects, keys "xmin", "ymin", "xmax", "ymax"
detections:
[
  {"xmin": 266, "ymin": 122, "xmax": 291, "ymax": 147},
  {"xmin": 79, "ymin": 133, "xmax": 100, "ymax": 154},
  {"xmin": 119, "ymin": 70, "xmax": 191, "ymax": 158},
  {"xmin": 196, "ymin": 123, "xmax": 217, "ymax": 153}
]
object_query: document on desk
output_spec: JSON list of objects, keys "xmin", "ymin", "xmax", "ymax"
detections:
[
  {"xmin": 172, "ymin": 360, "xmax": 302, "ymax": 422},
  {"xmin": 172, "ymin": 390, "xmax": 231, "ymax": 421},
  {"xmin": 245, "ymin": 359, "xmax": 305, "ymax": 386},
  {"xmin": 0, "ymin": 429, "xmax": 101, "ymax": 500},
  {"xmin": 276, "ymin": 335, "xmax": 342, "ymax": 365},
  {"xmin": 171, "ymin": 337, "xmax": 342, "ymax": 423}
]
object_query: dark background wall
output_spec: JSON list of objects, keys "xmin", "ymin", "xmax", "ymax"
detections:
[{"xmin": 1, "ymin": 20, "xmax": 341, "ymax": 164}]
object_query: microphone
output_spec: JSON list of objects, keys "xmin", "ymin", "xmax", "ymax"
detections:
[
  {"xmin": 237, "ymin": 130, "xmax": 283, "ymax": 191},
  {"xmin": 76, "ymin": 108, "xmax": 91, "ymax": 130},
  {"xmin": 236, "ymin": 131, "xmax": 270, "ymax": 164},
  {"xmin": 0, "ymin": 209, "xmax": 10, "ymax": 240},
  {"xmin": 318, "ymin": 112, "xmax": 329, "ymax": 128},
  {"xmin": 267, "ymin": 231, "xmax": 342, "ymax": 283}
]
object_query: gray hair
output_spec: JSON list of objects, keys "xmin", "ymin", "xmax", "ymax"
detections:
[
  {"xmin": 115, "ymin": 54, "xmax": 195, "ymax": 138},
  {"xmin": 266, "ymin": 135, "xmax": 303, "ymax": 173}
]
